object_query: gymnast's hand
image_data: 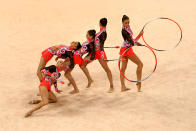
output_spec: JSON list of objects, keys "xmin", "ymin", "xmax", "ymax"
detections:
[
  {"xmin": 56, "ymin": 90, "xmax": 63, "ymax": 94},
  {"xmin": 135, "ymin": 42, "xmax": 143, "ymax": 46},
  {"xmin": 139, "ymin": 30, "xmax": 144, "ymax": 36}
]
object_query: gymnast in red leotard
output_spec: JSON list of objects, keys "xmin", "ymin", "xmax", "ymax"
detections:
[
  {"xmin": 120, "ymin": 15, "xmax": 144, "ymax": 92},
  {"xmin": 25, "ymin": 61, "xmax": 65, "ymax": 117},
  {"xmin": 71, "ymin": 30, "xmax": 95, "ymax": 89},
  {"xmin": 84, "ymin": 18, "xmax": 114, "ymax": 93},
  {"xmin": 56, "ymin": 44, "xmax": 83, "ymax": 94}
]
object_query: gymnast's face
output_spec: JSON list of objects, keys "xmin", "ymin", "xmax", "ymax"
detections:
[
  {"xmin": 71, "ymin": 41, "xmax": 79, "ymax": 49},
  {"xmin": 99, "ymin": 22, "xmax": 102, "ymax": 27},
  {"xmin": 86, "ymin": 32, "xmax": 93, "ymax": 40},
  {"xmin": 123, "ymin": 19, "xmax": 130, "ymax": 28},
  {"xmin": 57, "ymin": 60, "xmax": 64, "ymax": 69}
]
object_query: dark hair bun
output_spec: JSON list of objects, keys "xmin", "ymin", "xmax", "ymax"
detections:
[
  {"xmin": 100, "ymin": 18, "xmax": 108, "ymax": 27},
  {"xmin": 122, "ymin": 15, "xmax": 129, "ymax": 22},
  {"xmin": 92, "ymin": 29, "xmax": 96, "ymax": 34},
  {"xmin": 88, "ymin": 29, "xmax": 96, "ymax": 38},
  {"xmin": 73, "ymin": 41, "xmax": 82, "ymax": 51},
  {"xmin": 76, "ymin": 42, "xmax": 82, "ymax": 50}
]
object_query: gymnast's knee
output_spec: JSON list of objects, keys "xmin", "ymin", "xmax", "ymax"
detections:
[
  {"xmin": 64, "ymin": 73, "xmax": 69, "ymax": 78},
  {"xmin": 138, "ymin": 62, "xmax": 143, "ymax": 69},
  {"xmin": 106, "ymin": 68, "xmax": 112, "ymax": 74}
]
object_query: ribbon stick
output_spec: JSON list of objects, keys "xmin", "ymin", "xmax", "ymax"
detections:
[{"xmin": 104, "ymin": 46, "xmax": 120, "ymax": 49}]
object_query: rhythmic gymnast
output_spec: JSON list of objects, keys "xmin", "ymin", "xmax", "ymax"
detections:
[
  {"xmin": 25, "ymin": 61, "xmax": 64, "ymax": 117},
  {"xmin": 84, "ymin": 18, "xmax": 114, "ymax": 93},
  {"xmin": 120, "ymin": 15, "xmax": 144, "ymax": 92},
  {"xmin": 73, "ymin": 30, "xmax": 96, "ymax": 88},
  {"xmin": 55, "ymin": 44, "xmax": 84, "ymax": 94}
]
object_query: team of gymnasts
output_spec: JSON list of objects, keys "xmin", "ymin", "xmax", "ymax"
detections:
[{"xmin": 25, "ymin": 15, "xmax": 144, "ymax": 117}]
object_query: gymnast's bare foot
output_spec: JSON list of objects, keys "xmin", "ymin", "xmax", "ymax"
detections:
[
  {"xmin": 121, "ymin": 86, "xmax": 130, "ymax": 92},
  {"xmin": 25, "ymin": 111, "xmax": 33, "ymax": 118},
  {"xmin": 86, "ymin": 79, "xmax": 94, "ymax": 88},
  {"xmin": 107, "ymin": 85, "xmax": 114, "ymax": 93},
  {"xmin": 136, "ymin": 82, "xmax": 142, "ymax": 92},
  {"xmin": 28, "ymin": 100, "xmax": 41, "ymax": 104},
  {"xmin": 69, "ymin": 89, "xmax": 79, "ymax": 94}
]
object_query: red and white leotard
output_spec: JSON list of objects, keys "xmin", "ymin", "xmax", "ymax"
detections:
[
  {"xmin": 94, "ymin": 28, "xmax": 107, "ymax": 60},
  {"xmin": 121, "ymin": 26, "xmax": 141, "ymax": 47},
  {"xmin": 39, "ymin": 65, "xmax": 61, "ymax": 91},
  {"xmin": 42, "ymin": 45, "xmax": 65, "ymax": 64},
  {"xmin": 73, "ymin": 39, "xmax": 95, "ymax": 65},
  {"xmin": 56, "ymin": 46, "xmax": 73, "ymax": 58},
  {"xmin": 120, "ymin": 26, "xmax": 141, "ymax": 56},
  {"xmin": 42, "ymin": 45, "xmax": 74, "ymax": 64}
]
